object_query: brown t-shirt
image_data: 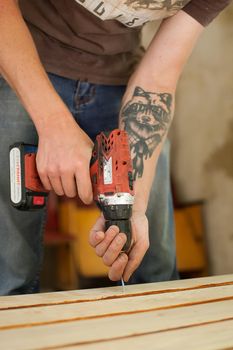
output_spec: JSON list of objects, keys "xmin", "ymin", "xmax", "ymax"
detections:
[{"xmin": 19, "ymin": 0, "xmax": 231, "ymax": 85}]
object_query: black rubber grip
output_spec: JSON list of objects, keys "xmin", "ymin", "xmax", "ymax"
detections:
[{"xmin": 105, "ymin": 219, "xmax": 132, "ymax": 253}]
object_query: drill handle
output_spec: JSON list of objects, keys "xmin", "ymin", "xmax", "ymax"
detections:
[{"xmin": 105, "ymin": 219, "xmax": 132, "ymax": 253}]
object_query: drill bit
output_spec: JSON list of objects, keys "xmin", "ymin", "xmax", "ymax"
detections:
[{"xmin": 121, "ymin": 277, "xmax": 125, "ymax": 293}]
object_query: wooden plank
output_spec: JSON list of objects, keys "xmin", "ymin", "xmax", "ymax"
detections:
[
  {"xmin": 0, "ymin": 299, "xmax": 233, "ymax": 349},
  {"xmin": 64, "ymin": 320, "xmax": 233, "ymax": 350},
  {"xmin": 1, "ymin": 274, "xmax": 232, "ymax": 310},
  {"xmin": 1, "ymin": 275, "xmax": 232, "ymax": 349},
  {"xmin": 0, "ymin": 284, "xmax": 232, "ymax": 330}
]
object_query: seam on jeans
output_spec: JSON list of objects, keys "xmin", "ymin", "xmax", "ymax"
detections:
[
  {"xmin": 73, "ymin": 80, "xmax": 81, "ymax": 118},
  {"xmin": 74, "ymin": 82, "xmax": 96, "ymax": 111}
]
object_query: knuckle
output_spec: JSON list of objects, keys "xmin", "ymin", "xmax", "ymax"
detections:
[
  {"xmin": 38, "ymin": 168, "xmax": 46, "ymax": 178},
  {"xmin": 36, "ymin": 157, "xmax": 43, "ymax": 168},
  {"xmin": 75, "ymin": 158, "xmax": 85, "ymax": 170},
  {"xmin": 59, "ymin": 165, "xmax": 72, "ymax": 175},
  {"xmin": 103, "ymin": 256, "xmax": 112, "ymax": 267},
  {"xmin": 95, "ymin": 246, "xmax": 104, "ymax": 257},
  {"xmin": 47, "ymin": 168, "xmax": 57, "ymax": 177}
]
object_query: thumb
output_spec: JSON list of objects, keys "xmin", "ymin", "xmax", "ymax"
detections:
[{"xmin": 89, "ymin": 215, "xmax": 105, "ymax": 247}]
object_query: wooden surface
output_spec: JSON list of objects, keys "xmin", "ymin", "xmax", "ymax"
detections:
[{"xmin": 0, "ymin": 275, "xmax": 233, "ymax": 350}]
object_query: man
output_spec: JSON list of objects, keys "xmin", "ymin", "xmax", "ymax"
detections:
[{"xmin": 0, "ymin": 0, "xmax": 230, "ymax": 295}]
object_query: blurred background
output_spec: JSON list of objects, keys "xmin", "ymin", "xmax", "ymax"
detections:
[{"xmin": 41, "ymin": 4, "xmax": 233, "ymax": 291}]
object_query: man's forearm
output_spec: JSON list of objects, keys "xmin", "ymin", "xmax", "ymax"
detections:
[
  {"xmin": 120, "ymin": 85, "xmax": 174, "ymax": 213},
  {"xmin": 0, "ymin": 0, "xmax": 70, "ymax": 131},
  {"xmin": 120, "ymin": 10, "xmax": 204, "ymax": 213},
  {"xmin": 0, "ymin": 0, "xmax": 94, "ymax": 203}
]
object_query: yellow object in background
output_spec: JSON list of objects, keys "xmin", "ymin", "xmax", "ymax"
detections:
[
  {"xmin": 58, "ymin": 200, "xmax": 207, "ymax": 280},
  {"xmin": 59, "ymin": 200, "xmax": 109, "ymax": 277},
  {"xmin": 175, "ymin": 203, "xmax": 207, "ymax": 273}
]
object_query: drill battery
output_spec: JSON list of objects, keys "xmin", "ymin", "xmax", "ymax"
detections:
[{"xmin": 9, "ymin": 143, "xmax": 48, "ymax": 210}]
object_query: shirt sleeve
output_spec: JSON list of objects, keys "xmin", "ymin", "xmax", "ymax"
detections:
[{"xmin": 182, "ymin": 0, "xmax": 232, "ymax": 27}]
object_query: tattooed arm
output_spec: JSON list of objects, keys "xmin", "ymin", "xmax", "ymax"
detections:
[
  {"xmin": 89, "ymin": 10, "xmax": 204, "ymax": 282},
  {"xmin": 117, "ymin": 10, "xmax": 203, "ymax": 280}
]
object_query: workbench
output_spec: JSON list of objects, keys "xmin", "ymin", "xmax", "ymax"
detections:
[{"xmin": 0, "ymin": 274, "xmax": 233, "ymax": 349}]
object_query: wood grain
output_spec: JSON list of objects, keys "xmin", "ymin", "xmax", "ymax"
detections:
[
  {"xmin": 0, "ymin": 285, "xmax": 233, "ymax": 330},
  {"xmin": 62, "ymin": 319, "xmax": 233, "ymax": 350},
  {"xmin": 1, "ymin": 274, "xmax": 232, "ymax": 310},
  {"xmin": 0, "ymin": 275, "xmax": 232, "ymax": 350}
]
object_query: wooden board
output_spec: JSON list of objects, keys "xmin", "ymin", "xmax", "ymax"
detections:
[{"xmin": 0, "ymin": 275, "xmax": 233, "ymax": 350}]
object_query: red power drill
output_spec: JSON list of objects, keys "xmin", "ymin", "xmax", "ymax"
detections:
[
  {"xmin": 90, "ymin": 129, "xmax": 134, "ymax": 252},
  {"xmin": 9, "ymin": 129, "xmax": 134, "ymax": 251}
]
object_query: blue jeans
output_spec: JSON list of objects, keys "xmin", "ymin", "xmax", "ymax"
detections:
[{"xmin": 0, "ymin": 73, "xmax": 178, "ymax": 295}]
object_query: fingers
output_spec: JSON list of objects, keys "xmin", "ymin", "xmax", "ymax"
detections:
[
  {"xmin": 38, "ymin": 167, "xmax": 64, "ymax": 195},
  {"xmin": 108, "ymin": 253, "xmax": 128, "ymax": 281},
  {"xmin": 89, "ymin": 211, "xmax": 149, "ymax": 283},
  {"xmin": 37, "ymin": 157, "xmax": 93, "ymax": 200},
  {"xmin": 89, "ymin": 225, "xmax": 120, "ymax": 256},
  {"xmin": 89, "ymin": 215, "xmax": 106, "ymax": 247},
  {"xmin": 123, "ymin": 237, "xmax": 149, "ymax": 282},
  {"xmin": 102, "ymin": 232, "xmax": 127, "ymax": 266},
  {"xmin": 95, "ymin": 226, "xmax": 120, "ymax": 258},
  {"xmin": 36, "ymin": 124, "xmax": 94, "ymax": 202},
  {"xmin": 38, "ymin": 173, "xmax": 52, "ymax": 191},
  {"xmin": 60, "ymin": 173, "xmax": 77, "ymax": 198},
  {"xmin": 89, "ymin": 223, "xmax": 128, "ymax": 281},
  {"xmin": 47, "ymin": 174, "xmax": 64, "ymax": 196},
  {"xmin": 75, "ymin": 164, "xmax": 93, "ymax": 204}
]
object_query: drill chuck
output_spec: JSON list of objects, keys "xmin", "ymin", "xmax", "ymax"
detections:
[{"xmin": 102, "ymin": 203, "xmax": 132, "ymax": 252}]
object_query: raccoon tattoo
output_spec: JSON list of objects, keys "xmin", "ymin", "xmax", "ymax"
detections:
[{"xmin": 121, "ymin": 86, "xmax": 172, "ymax": 180}]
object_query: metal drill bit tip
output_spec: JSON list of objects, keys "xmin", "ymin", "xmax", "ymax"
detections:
[{"xmin": 121, "ymin": 278, "xmax": 125, "ymax": 293}]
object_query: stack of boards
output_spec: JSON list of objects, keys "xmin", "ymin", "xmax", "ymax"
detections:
[{"xmin": 0, "ymin": 275, "xmax": 233, "ymax": 349}]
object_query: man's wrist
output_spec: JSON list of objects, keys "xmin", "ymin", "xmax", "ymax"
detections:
[{"xmin": 34, "ymin": 107, "xmax": 73, "ymax": 135}]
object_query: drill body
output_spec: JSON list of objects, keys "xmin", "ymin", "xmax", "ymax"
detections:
[
  {"xmin": 90, "ymin": 129, "xmax": 134, "ymax": 252},
  {"xmin": 9, "ymin": 129, "xmax": 134, "ymax": 251}
]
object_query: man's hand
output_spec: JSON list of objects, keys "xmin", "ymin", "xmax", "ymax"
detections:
[
  {"xmin": 89, "ymin": 212, "xmax": 149, "ymax": 281},
  {"xmin": 0, "ymin": 1, "xmax": 94, "ymax": 206},
  {"xmin": 36, "ymin": 114, "xmax": 93, "ymax": 204}
]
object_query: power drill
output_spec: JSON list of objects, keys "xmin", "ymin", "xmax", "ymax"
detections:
[
  {"xmin": 9, "ymin": 129, "xmax": 134, "ymax": 251},
  {"xmin": 90, "ymin": 129, "xmax": 134, "ymax": 252}
]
